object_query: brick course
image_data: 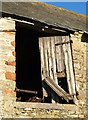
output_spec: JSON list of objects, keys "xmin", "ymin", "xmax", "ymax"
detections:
[
  {"xmin": 5, "ymin": 72, "xmax": 16, "ymax": 81},
  {"xmin": 5, "ymin": 61, "xmax": 16, "ymax": 66}
]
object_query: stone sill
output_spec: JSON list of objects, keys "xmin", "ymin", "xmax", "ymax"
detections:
[{"xmin": 14, "ymin": 102, "xmax": 78, "ymax": 111}]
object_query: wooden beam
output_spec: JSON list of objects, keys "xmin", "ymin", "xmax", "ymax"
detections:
[
  {"xmin": 15, "ymin": 87, "xmax": 38, "ymax": 94},
  {"xmin": 44, "ymin": 76, "xmax": 72, "ymax": 102},
  {"xmin": 55, "ymin": 40, "xmax": 73, "ymax": 46}
]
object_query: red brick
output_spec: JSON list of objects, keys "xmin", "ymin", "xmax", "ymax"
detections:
[
  {"xmin": 5, "ymin": 72, "xmax": 16, "ymax": 81},
  {"xmin": 12, "ymin": 51, "xmax": 16, "ymax": 57},
  {"xmin": 5, "ymin": 61, "xmax": 16, "ymax": 66},
  {"xmin": 11, "ymin": 41, "xmax": 16, "ymax": 47},
  {"xmin": 3, "ymin": 89, "xmax": 16, "ymax": 96},
  {"xmin": 6, "ymin": 32, "xmax": 15, "ymax": 35}
]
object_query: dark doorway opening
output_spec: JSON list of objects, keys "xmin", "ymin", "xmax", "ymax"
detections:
[
  {"xmin": 15, "ymin": 22, "xmax": 75, "ymax": 104},
  {"xmin": 16, "ymin": 27, "xmax": 43, "ymax": 102}
]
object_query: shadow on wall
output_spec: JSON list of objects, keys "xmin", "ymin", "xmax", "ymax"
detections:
[{"xmin": 81, "ymin": 32, "xmax": 88, "ymax": 43}]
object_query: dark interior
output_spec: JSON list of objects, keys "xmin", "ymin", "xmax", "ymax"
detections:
[{"xmin": 16, "ymin": 26, "xmax": 43, "ymax": 102}]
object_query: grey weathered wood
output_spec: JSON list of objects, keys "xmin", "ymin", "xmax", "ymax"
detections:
[
  {"xmin": 50, "ymin": 37, "xmax": 58, "ymax": 103},
  {"xmin": 39, "ymin": 38, "xmax": 48, "ymax": 97},
  {"xmin": 66, "ymin": 36, "xmax": 76, "ymax": 94},
  {"xmin": 55, "ymin": 36, "xmax": 60, "ymax": 72},
  {"xmin": 39, "ymin": 38, "xmax": 45, "ymax": 79},
  {"xmin": 44, "ymin": 37, "xmax": 49, "ymax": 76},
  {"xmin": 55, "ymin": 36, "xmax": 65, "ymax": 72},
  {"xmin": 39, "ymin": 36, "xmax": 77, "ymax": 104},
  {"xmin": 51, "ymin": 37, "xmax": 57, "ymax": 84},
  {"xmin": 44, "ymin": 76, "xmax": 72, "ymax": 102},
  {"xmin": 47, "ymin": 37, "xmax": 53, "ymax": 79},
  {"xmin": 62, "ymin": 36, "xmax": 72, "ymax": 95},
  {"xmin": 62, "ymin": 36, "xmax": 77, "ymax": 104},
  {"xmin": 65, "ymin": 36, "xmax": 77, "ymax": 104}
]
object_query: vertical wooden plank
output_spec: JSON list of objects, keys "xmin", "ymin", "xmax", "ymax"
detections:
[
  {"xmin": 55, "ymin": 36, "xmax": 60, "ymax": 72},
  {"xmin": 51, "ymin": 37, "xmax": 57, "ymax": 84},
  {"xmin": 60, "ymin": 37, "xmax": 65, "ymax": 72},
  {"xmin": 47, "ymin": 37, "xmax": 53, "ymax": 79},
  {"xmin": 47, "ymin": 37, "xmax": 55, "ymax": 103},
  {"xmin": 39, "ymin": 38, "xmax": 45, "ymax": 79},
  {"xmin": 50, "ymin": 37, "xmax": 58, "ymax": 103},
  {"xmin": 62, "ymin": 36, "xmax": 72, "ymax": 95},
  {"xmin": 39, "ymin": 38, "xmax": 48, "ymax": 98},
  {"xmin": 55, "ymin": 36, "xmax": 65, "ymax": 72},
  {"xmin": 65, "ymin": 36, "xmax": 76, "ymax": 93},
  {"xmin": 65, "ymin": 36, "xmax": 77, "ymax": 104},
  {"xmin": 43, "ymin": 37, "xmax": 49, "ymax": 76}
]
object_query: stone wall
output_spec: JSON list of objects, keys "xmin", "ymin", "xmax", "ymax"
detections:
[
  {"xmin": 0, "ymin": 17, "xmax": 87, "ymax": 118},
  {"xmin": 0, "ymin": 18, "xmax": 16, "ymax": 118},
  {"xmin": 70, "ymin": 31, "xmax": 87, "ymax": 118}
]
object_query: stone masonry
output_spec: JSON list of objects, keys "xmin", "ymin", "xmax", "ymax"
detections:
[
  {"xmin": 71, "ymin": 32, "xmax": 87, "ymax": 118},
  {"xmin": 0, "ymin": 18, "xmax": 16, "ymax": 118},
  {"xmin": 0, "ymin": 17, "xmax": 87, "ymax": 118}
]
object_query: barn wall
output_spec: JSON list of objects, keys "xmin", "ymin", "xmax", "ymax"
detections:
[
  {"xmin": 0, "ymin": 17, "xmax": 87, "ymax": 118},
  {"xmin": 0, "ymin": 18, "xmax": 16, "ymax": 117},
  {"xmin": 70, "ymin": 31, "xmax": 87, "ymax": 118}
]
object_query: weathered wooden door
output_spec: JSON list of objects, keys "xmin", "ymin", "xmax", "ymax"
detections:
[{"xmin": 39, "ymin": 36, "xmax": 77, "ymax": 104}]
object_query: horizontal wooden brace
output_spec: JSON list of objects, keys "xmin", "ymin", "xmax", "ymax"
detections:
[
  {"xmin": 15, "ymin": 87, "xmax": 38, "ymax": 94},
  {"xmin": 55, "ymin": 40, "xmax": 73, "ymax": 46}
]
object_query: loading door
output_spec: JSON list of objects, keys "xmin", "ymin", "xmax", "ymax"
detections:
[{"xmin": 39, "ymin": 36, "xmax": 77, "ymax": 104}]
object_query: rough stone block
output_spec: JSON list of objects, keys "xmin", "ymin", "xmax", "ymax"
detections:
[{"xmin": 0, "ymin": 18, "xmax": 15, "ymax": 30}]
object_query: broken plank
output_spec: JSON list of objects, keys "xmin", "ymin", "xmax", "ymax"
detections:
[{"xmin": 44, "ymin": 76, "xmax": 72, "ymax": 102}]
